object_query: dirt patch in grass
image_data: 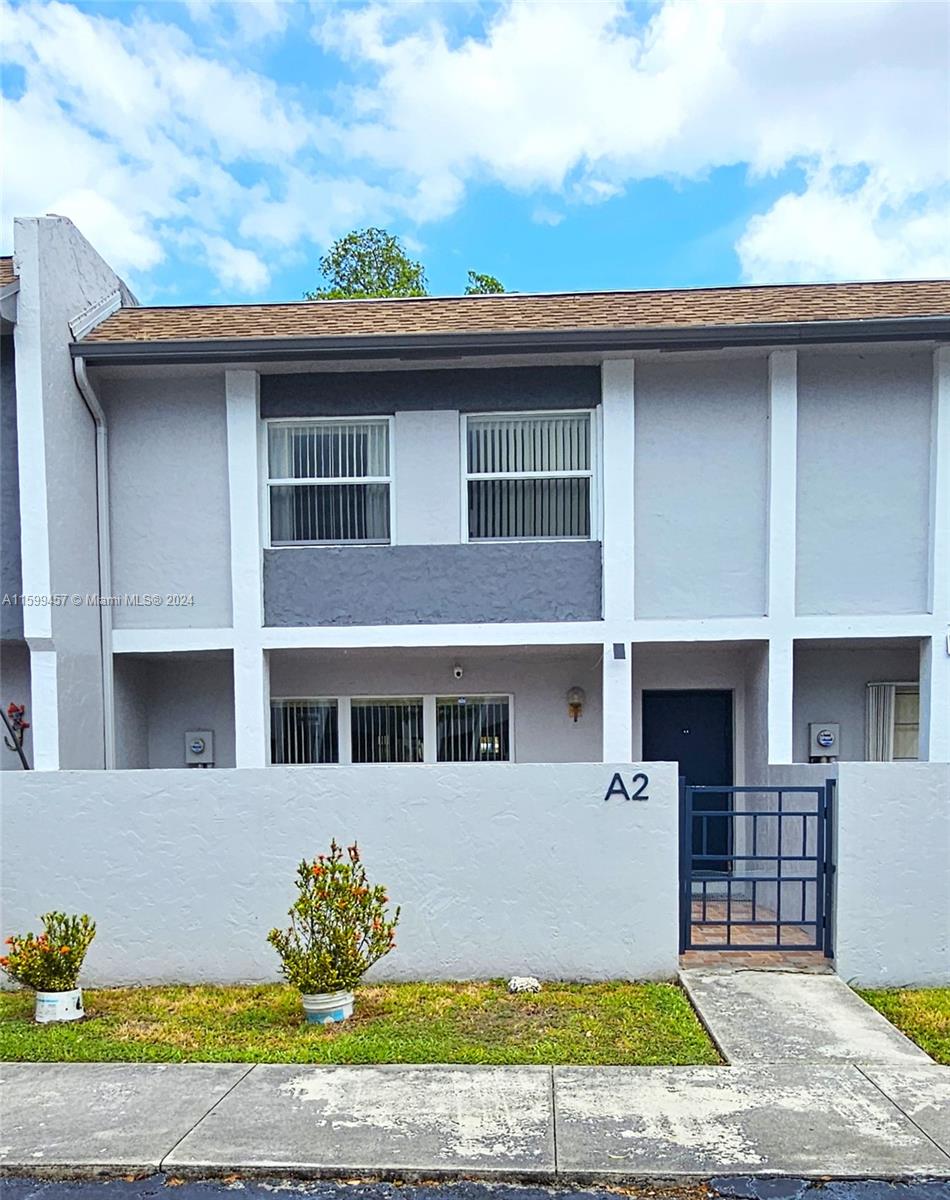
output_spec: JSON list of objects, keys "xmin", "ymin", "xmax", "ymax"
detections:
[
  {"xmin": 858, "ymin": 986, "xmax": 950, "ymax": 1064},
  {"xmin": 0, "ymin": 980, "xmax": 719, "ymax": 1066}
]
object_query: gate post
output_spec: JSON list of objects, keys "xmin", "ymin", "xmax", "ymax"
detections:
[
  {"xmin": 823, "ymin": 778, "xmax": 836, "ymax": 958},
  {"xmin": 678, "ymin": 776, "xmax": 690, "ymax": 953}
]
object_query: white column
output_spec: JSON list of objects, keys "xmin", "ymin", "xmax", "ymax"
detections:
[
  {"xmin": 226, "ymin": 369, "xmax": 267, "ymax": 767},
  {"xmin": 919, "ymin": 636, "xmax": 950, "ymax": 763},
  {"xmin": 766, "ymin": 351, "xmax": 798, "ymax": 766},
  {"xmin": 767, "ymin": 350, "xmax": 798, "ymax": 622},
  {"xmin": 767, "ymin": 637, "xmax": 795, "ymax": 764},
  {"xmin": 27, "ymin": 647, "xmax": 60, "ymax": 771},
  {"xmin": 600, "ymin": 360, "xmax": 636, "ymax": 625},
  {"xmin": 602, "ymin": 643, "xmax": 633, "ymax": 762}
]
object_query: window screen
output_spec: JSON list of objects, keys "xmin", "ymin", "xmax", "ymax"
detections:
[
  {"xmin": 271, "ymin": 700, "xmax": 339, "ymax": 764},
  {"xmin": 437, "ymin": 696, "xmax": 510, "ymax": 762},
  {"xmin": 351, "ymin": 698, "xmax": 424, "ymax": 763}
]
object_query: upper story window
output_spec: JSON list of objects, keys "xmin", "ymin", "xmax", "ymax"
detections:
[
  {"xmin": 267, "ymin": 419, "xmax": 391, "ymax": 545},
  {"xmin": 465, "ymin": 411, "xmax": 593, "ymax": 540}
]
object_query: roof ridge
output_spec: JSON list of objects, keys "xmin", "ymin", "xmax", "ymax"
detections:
[{"xmin": 104, "ymin": 277, "xmax": 950, "ymax": 316}]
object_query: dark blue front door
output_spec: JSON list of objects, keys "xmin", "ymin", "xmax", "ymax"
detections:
[{"xmin": 642, "ymin": 689, "xmax": 733, "ymax": 872}]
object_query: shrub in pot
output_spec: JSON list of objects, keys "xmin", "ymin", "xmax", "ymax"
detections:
[
  {"xmin": 268, "ymin": 841, "xmax": 399, "ymax": 1024},
  {"xmin": 1, "ymin": 912, "xmax": 96, "ymax": 1023}
]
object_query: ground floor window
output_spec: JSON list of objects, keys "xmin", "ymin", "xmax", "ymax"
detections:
[
  {"xmin": 271, "ymin": 693, "xmax": 513, "ymax": 764},
  {"xmin": 437, "ymin": 696, "xmax": 510, "ymax": 762},
  {"xmin": 866, "ymin": 682, "xmax": 919, "ymax": 761},
  {"xmin": 271, "ymin": 699, "xmax": 339, "ymax": 765},
  {"xmin": 351, "ymin": 698, "xmax": 424, "ymax": 763}
]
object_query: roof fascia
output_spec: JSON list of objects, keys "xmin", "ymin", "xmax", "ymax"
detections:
[{"xmin": 71, "ymin": 315, "xmax": 950, "ymax": 367}]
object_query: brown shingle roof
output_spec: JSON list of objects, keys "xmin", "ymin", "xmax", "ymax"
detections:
[
  {"xmin": 0, "ymin": 257, "xmax": 16, "ymax": 288},
  {"xmin": 81, "ymin": 279, "xmax": 950, "ymax": 345}
]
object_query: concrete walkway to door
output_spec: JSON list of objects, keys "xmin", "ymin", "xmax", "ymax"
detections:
[{"xmin": 681, "ymin": 968, "xmax": 932, "ymax": 1065}]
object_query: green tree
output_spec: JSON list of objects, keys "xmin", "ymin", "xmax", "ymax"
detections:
[
  {"xmin": 464, "ymin": 270, "xmax": 506, "ymax": 294},
  {"xmin": 305, "ymin": 228, "xmax": 428, "ymax": 300}
]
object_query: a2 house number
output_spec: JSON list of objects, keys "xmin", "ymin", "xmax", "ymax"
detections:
[{"xmin": 604, "ymin": 772, "xmax": 649, "ymax": 802}]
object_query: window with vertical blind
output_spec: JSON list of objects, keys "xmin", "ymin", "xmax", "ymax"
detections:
[
  {"xmin": 866, "ymin": 682, "xmax": 920, "ymax": 761},
  {"xmin": 267, "ymin": 419, "xmax": 391, "ymax": 545},
  {"xmin": 351, "ymin": 698, "xmax": 424, "ymax": 763},
  {"xmin": 437, "ymin": 696, "xmax": 510, "ymax": 762},
  {"xmin": 465, "ymin": 411, "xmax": 593, "ymax": 540},
  {"xmin": 271, "ymin": 700, "xmax": 339, "ymax": 764}
]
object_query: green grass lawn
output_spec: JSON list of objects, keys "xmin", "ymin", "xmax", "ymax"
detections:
[
  {"xmin": 858, "ymin": 987, "xmax": 950, "ymax": 1064},
  {"xmin": 0, "ymin": 980, "xmax": 718, "ymax": 1066}
]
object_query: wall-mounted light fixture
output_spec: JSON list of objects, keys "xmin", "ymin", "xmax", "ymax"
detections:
[{"xmin": 567, "ymin": 686, "xmax": 586, "ymax": 722}]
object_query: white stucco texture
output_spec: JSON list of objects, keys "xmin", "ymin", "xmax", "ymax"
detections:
[
  {"xmin": 100, "ymin": 371, "xmax": 233, "ymax": 629},
  {"xmin": 634, "ymin": 356, "xmax": 769, "ymax": 619},
  {"xmin": 0, "ymin": 761, "xmax": 680, "ymax": 984},
  {"xmin": 833, "ymin": 761, "xmax": 950, "ymax": 987},
  {"xmin": 796, "ymin": 349, "xmax": 933, "ymax": 615},
  {"xmin": 14, "ymin": 217, "xmax": 129, "ymax": 767}
]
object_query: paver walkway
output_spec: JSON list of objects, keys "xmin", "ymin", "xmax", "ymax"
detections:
[
  {"xmin": 1, "ymin": 1059, "xmax": 948, "ymax": 1181},
  {"xmin": 680, "ymin": 969, "xmax": 932, "ymax": 1065}
]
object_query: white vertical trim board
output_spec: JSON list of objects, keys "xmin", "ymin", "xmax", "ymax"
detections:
[
  {"xmin": 227, "ymin": 370, "xmax": 267, "ymax": 767},
  {"xmin": 767, "ymin": 637, "xmax": 794, "ymax": 764},
  {"xmin": 767, "ymin": 349, "xmax": 798, "ymax": 624},
  {"xmin": 602, "ymin": 643, "xmax": 632, "ymax": 761},
  {"xmin": 27, "ymin": 648, "xmax": 60, "ymax": 771},
  {"xmin": 919, "ymin": 637, "xmax": 950, "ymax": 764},
  {"xmin": 601, "ymin": 359, "xmax": 636, "ymax": 626}
]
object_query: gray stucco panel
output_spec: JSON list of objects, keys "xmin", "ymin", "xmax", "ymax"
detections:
[{"xmin": 264, "ymin": 541, "xmax": 603, "ymax": 625}]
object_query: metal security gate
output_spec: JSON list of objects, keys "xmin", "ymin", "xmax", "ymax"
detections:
[{"xmin": 679, "ymin": 780, "xmax": 835, "ymax": 954}]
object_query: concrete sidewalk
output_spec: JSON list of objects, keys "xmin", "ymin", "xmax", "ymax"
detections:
[
  {"xmin": 680, "ymin": 969, "xmax": 933, "ymax": 1066},
  {"xmin": 1, "ymin": 1059, "xmax": 948, "ymax": 1182}
]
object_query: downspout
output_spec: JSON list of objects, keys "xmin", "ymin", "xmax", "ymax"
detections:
[{"xmin": 73, "ymin": 355, "xmax": 116, "ymax": 769}]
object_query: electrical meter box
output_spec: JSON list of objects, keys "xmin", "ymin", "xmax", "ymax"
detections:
[
  {"xmin": 185, "ymin": 730, "xmax": 214, "ymax": 766},
  {"xmin": 808, "ymin": 722, "xmax": 840, "ymax": 758}
]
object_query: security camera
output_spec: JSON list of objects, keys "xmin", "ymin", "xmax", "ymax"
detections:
[{"xmin": 453, "ymin": 663, "xmax": 464, "ymax": 680}]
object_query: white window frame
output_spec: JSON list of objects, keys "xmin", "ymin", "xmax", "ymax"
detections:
[
  {"xmin": 263, "ymin": 415, "xmax": 395, "ymax": 548},
  {"xmin": 460, "ymin": 409, "xmax": 600, "ymax": 543},
  {"xmin": 269, "ymin": 692, "xmax": 515, "ymax": 765}
]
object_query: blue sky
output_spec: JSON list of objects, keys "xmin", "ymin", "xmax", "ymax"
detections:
[{"xmin": 2, "ymin": 0, "xmax": 948, "ymax": 306}]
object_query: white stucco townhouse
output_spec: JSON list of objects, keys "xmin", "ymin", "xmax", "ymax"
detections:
[{"xmin": 2, "ymin": 216, "xmax": 947, "ymax": 782}]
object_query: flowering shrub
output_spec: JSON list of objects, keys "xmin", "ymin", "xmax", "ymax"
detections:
[
  {"xmin": 268, "ymin": 841, "xmax": 399, "ymax": 993},
  {"xmin": 1, "ymin": 912, "xmax": 96, "ymax": 991}
]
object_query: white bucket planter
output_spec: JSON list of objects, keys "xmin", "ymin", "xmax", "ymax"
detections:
[
  {"xmin": 35, "ymin": 988, "xmax": 84, "ymax": 1024},
  {"xmin": 301, "ymin": 990, "xmax": 354, "ymax": 1025}
]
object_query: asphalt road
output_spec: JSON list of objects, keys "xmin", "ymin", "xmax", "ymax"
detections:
[{"xmin": 2, "ymin": 1177, "xmax": 948, "ymax": 1200}]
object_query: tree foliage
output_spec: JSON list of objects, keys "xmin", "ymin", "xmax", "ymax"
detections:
[
  {"xmin": 305, "ymin": 228, "xmax": 507, "ymax": 300},
  {"xmin": 305, "ymin": 228, "xmax": 428, "ymax": 300},
  {"xmin": 464, "ymin": 270, "xmax": 506, "ymax": 294}
]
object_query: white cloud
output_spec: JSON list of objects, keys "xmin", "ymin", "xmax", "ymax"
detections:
[
  {"xmin": 736, "ymin": 171, "xmax": 950, "ymax": 283},
  {"xmin": 2, "ymin": 0, "xmax": 947, "ymax": 293},
  {"xmin": 315, "ymin": 0, "xmax": 950, "ymax": 280},
  {"xmin": 200, "ymin": 235, "xmax": 270, "ymax": 291}
]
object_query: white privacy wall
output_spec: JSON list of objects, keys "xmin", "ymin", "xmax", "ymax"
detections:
[
  {"xmin": 0, "ymin": 762, "xmax": 680, "ymax": 984},
  {"xmin": 834, "ymin": 762, "xmax": 950, "ymax": 987}
]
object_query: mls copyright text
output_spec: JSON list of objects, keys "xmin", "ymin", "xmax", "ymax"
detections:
[{"xmin": 2, "ymin": 593, "xmax": 196, "ymax": 608}]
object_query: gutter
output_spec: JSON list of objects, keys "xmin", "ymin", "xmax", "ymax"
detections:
[
  {"xmin": 73, "ymin": 355, "xmax": 116, "ymax": 770},
  {"xmin": 69, "ymin": 314, "xmax": 950, "ymax": 366}
]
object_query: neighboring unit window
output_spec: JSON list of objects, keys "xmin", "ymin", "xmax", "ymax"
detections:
[
  {"xmin": 437, "ymin": 696, "xmax": 510, "ymax": 762},
  {"xmin": 866, "ymin": 683, "xmax": 919, "ymax": 762},
  {"xmin": 466, "ymin": 412, "xmax": 592, "ymax": 540},
  {"xmin": 271, "ymin": 699, "xmax": 339, "ymax": 764},
  {"xmin": 268, "ymin": 419, "xmax": 390, "ymax": 545},
  {"xmin": 351, "ymin": 698, "xmax": 424, "ymax": 763}
]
